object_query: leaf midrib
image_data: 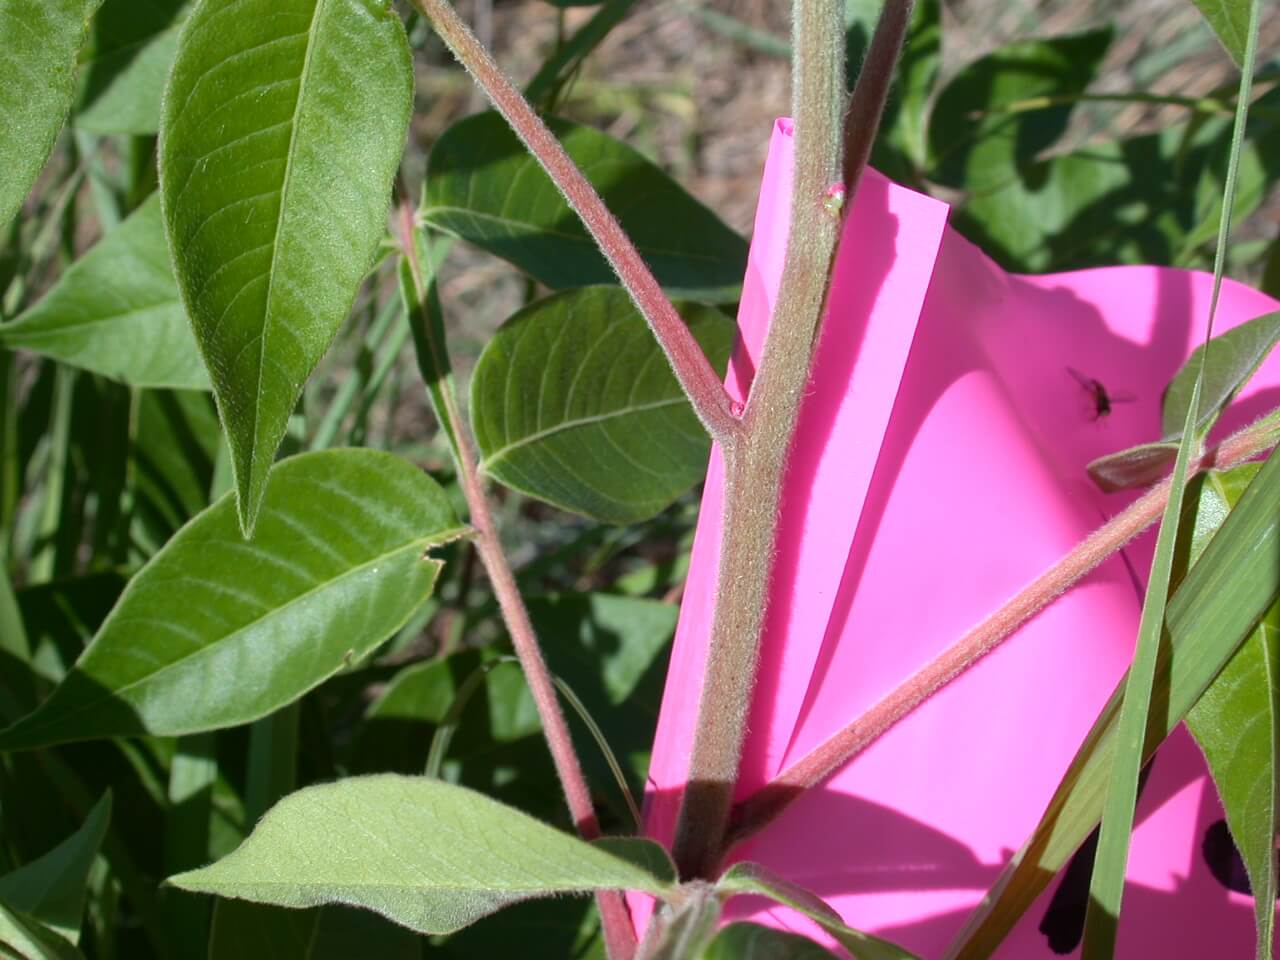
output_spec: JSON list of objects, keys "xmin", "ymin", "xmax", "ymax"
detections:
[
  {"xmin": 5, "ymin": 299, "xmax": 179, "ymax": 340},
  {"xmin": 479, "ymin": 396, "xmax": 689, "ymax": 471},
  {"xmin": 7, "ymin": 523, "xmax": 467, "ymax": 742},
  {"xmin": 252, "ymin": 0, "xmax": 324, "ymax": 472}
]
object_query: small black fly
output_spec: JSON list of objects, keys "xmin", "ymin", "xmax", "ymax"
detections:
[{"xmin": 1067, "ymin": 367, "xmax": 1135, "ymax": 421}]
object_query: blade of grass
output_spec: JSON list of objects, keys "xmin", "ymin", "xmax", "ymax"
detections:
[
  {"xmin": 426, "ymin": 655, "xmax": 643, "ymax": 833},
  {"xmin": 947, "ymin": 441, "xmax": 1280, "ymax": 958},
  {"xmin": 243, "ymin": 705, "xmax": 299, "ymax": 826},
  {"xmin": 30, "ymin": 366, "xmax": 75, "ymax": 582},
  {"xmin": 309, "ymin": 294, "xmax": 403, "ymax": 451},
  {"xmin": 1080, "ymin": 380, "xmax": 1200, "ymax": 955},
  {"xmin": 524, "ymin": 0, "xmax": 638, "ymax": 109},
  {"xmin": 549, "ymin": 674, "xmax": 643, "ymax": 834},
  {"xmin": 1081, "ymin": 2, "xmax": 1261, "ymax": 954}
]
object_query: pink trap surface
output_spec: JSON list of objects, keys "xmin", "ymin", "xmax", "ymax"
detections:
[{"xmin": 639, "ymin": 119, "xmax": 1280, "ymax": 957}]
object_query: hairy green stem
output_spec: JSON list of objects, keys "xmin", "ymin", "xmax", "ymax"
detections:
[
  {"xmin": 398, "ymin": 204, "xmax": 636, "ymax": 960},
  {"xmin": 668, "ymin": 0, "xmax": 850, "ymax": 880},
  {"xmin": 725, "ymin": 413, "xmax": 1280, "ymax": 850},
  {"xmin": 412, "ymin": 0, "xmax": 738, "ymax": 444}
]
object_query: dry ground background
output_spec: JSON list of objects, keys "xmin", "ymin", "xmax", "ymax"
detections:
[{"xmin": 352, "ymin": 0, "xmax": 1280, "ymax": 562}]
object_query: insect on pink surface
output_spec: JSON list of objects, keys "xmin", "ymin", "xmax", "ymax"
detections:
[{"xmin": 636, "ymin": 118, "xmax": 1280, "ymax": 958}]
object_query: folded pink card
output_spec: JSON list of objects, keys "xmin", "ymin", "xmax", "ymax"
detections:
[{"xmin": 641, "ymin": 119, "xmax": 1280, "ymax": 957}]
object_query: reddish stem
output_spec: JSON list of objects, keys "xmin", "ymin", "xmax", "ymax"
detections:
[
  {"xmin": 411, "ymin": 0, "xmax": 739, "ymax": 445},
  {"xmin": 398, "ymin": 203, "xmax": 636, "ymax": 960},
  {"xmin": 725, "ymin": 418, "xmax": 1280, "ymax": 851}
]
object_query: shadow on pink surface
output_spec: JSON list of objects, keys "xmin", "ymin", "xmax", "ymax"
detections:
[{"xmin": 637, "ymin": 119, "xmax": 1280, "ymax": 957}]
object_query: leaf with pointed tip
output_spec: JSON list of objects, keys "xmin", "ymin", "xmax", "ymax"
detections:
[
  {"xmin": 159, "ymin": 0, "xmax": 413, "ymax": 533},
  {"xmin": 0, "ymin": 450, "xmax": 464, "ymax": 751},
  {"xmin": 0, "ymin": 901, "xmax": 83, "ymax": 960},
  {"xmin": 168, "ymin": 775, "xmax": 674, "ymax": 935},
  {"xmin": 1191, "ymin": 0, "xmax": 1251, "ymax": 65},
  {"xmin": 471, "ymin": 286, "xmax": 734, "ymax": 523},
  {"xmin": 0, "ymin": 196, "xmax": 206, "ymax": 389},
  {"xmin": 703, "ymin": 924, "xmax": 840, "ymax": 960},
  {"xmin": 716, "ymin": 864, "xmax": 920, "ymax": 960},
  {"xmin": 1186, "ymin": 464, "xmax": 1279, "ymax": 960},
  {"xmin": 0, "ymin": 0, "xmax": 100, "ymax": 227},
  {"xmin": 422, "ymin": 112, "xmax": 748, "ymax": 300},
  {"xmin": 0, "ymin": 792, "xmax": 110, "ymax": 943},
  {"xmin": 74, "ymin": 0, "xmax": 191, "ymax": 134},
  {"xmin": 1163, "ymin": 309, "xmax": 1280, "ymax": 439}
]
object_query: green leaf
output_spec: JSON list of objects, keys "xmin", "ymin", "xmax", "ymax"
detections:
[
  {"xmin": 1084, "ymin": 3, "xmax": 1262, "ymax": 949},
  {"xmin": 1163, "ymin": 309, "xmax": 1280, "ymax": 438},
  {"xmin": 168, "ymin": 774, "xmax": 674, "ymax": 934},
  {"xmin": 0, "ymin": 901, "xmax": 84, "ymax": 960},
  {"xmin": 1187, "ymin": 464, "xmax": 1279, "ymax": 960},
  {"xmin": 132, "ymin": 390, "xmax": 223, "ymax": 538},
  {"xmin": 948, "ymin": 444, "xmax": 1280, "ymax": 958},
  {"xmin": 1192, "ymin": 0, "xmax": 1251, "ymax": 65},
  {"xmin": 74, "ymin": 0, "xmax": 191, "ymax": 134},
  {"xmin": 0, "ymin": 0, "xmax": 101, "ymax": 228},
  {"xmin": 926, "ymin": 28, "xmax": 1112, "ymax": 193},
  {"xmin": 471, "ymin": 286, "xmax": 733, "ymax": 523},
  {"xmin": 953, "ymin": 129, "xmax": 1204, "ymax": 273},
  {"xmin": 422, "ymin": 112, "xmax": 748, "ymax": 300},
  {"xmin": 1082, "ymin": 377, "xmax": 1203, "ymax": 956},
  {"xmin": 0, "ymin": 449, "xmax": 464, "ymax": 750},
  {"xmin": 1086, "ymin": 441, "xmax": 1181, "ymax": 493},
  {"xmin": 159, "ymin": 0, "xmax": 414, "ymax": 533},
  {"xmin": 716, "ymin": 863, "xmax": 920, "ymax": 960},
  {"xmin": 400, "ymin": 224, "xmax": 463, "ymax": 462},
  {"xmin": 0, "ymin": 792, "xmax": 110, "ymax": 943},
  {"xmin": 0, "ymin": 195, "xmax": 206, "ymax": 389},
  {"xmin": 358, "ymin": 592, "xmax": 675, "ymax": 829},
  {"xmin": 1183, "ymin": 86, "xmax": 1280, "ymax": 258},
  {"xmin": 702, "ymin": 923, "xmax": 839, "ymax": 960}
]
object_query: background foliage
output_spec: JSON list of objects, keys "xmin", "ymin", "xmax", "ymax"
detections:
[{"xmin": 0, "ymin": 0, "xmax": 1277, "ymax": 957}]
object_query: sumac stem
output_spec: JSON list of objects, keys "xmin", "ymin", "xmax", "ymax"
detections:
[{"xmin": 670, "ymin": 0, "xmax": 916, "ymax": 880}]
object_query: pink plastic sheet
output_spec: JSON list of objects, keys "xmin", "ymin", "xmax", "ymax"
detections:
[{"xmin": 640, "ymin": 119, "xmax": 1280, "ymax": 957}]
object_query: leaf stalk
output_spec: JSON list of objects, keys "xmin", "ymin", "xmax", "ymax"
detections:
[
  {"xmin": 724, "ymin": 412, "xmax": 1280, "ymax": 851},
  {"xmin": 410, "ymin": 0, "xmax": 738, "ymax": 445},
  {"xmin": 398, "ymin": 203, "xmax": 637, "ymax": 960}
]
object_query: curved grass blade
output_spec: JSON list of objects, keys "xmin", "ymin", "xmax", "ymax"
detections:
[
  {"xmin": 716, "ymin": 863, "xmax": 920, "ymax": 960},
  {"xmin": 1082, "ymin": 4, "xmax": 1263, "ymax": 954},
  {"xmin": 947, "ymin": 442, "xmax": 1280, "ymax": 958}
]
